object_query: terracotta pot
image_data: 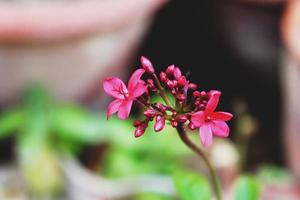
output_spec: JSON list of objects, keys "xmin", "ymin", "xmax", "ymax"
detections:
[{"xmin": 0, "ymin": 0, "xmax": 167, "ymax": 104}]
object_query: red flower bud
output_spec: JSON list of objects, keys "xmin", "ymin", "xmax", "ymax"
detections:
[
  {"xmin": 135, "ymin": 125, "xmax": 146, "ymax": 137},
  {"xmin": 141, "ymin": 56, "xmax": 154, "ymax": 73},
  {"xmin": 166, "ymin": 80, "xmax": 175, "ymax": 89},
  {"xmin": 177, "ymin": 94, "xmax": 186, "ymax": 102},
  {"xmin": 177, "ymin": 115, "xmax": 188, "ymax": 123},
  {"xmin": 193, "ymin": 91, "xmax": 201, "ymax": 98},
  {"xmin": 173, "ymin": 67, "xmax": 182, "ymax": 80},
  {"xmin": 172, "ymin": 111, "xmax": 177, "ymax": 117},
  {"xmin": 144, "ymin": 109, "xmax": 157, "ymax": 118},
  {"xmin": 133, "ymin": 120, "xmax": 142, "ymax": 127},
  {"xmin": 188, "ymin": 83, "xmax": 197, "ymax": 90},
  {"xmin": 188, "ymin": 122, "xmax": 196, "ymax": 130},
  {"xmin": 154, "ymin": 116, "xmax": 165, "ymax": 132},
  {"xmin": 178, "ymin": 76, "xmax": 187, "ymax": 86},
  {"xmin": 156, "ymin": 103, "xmax": 167, "ymax": 113},
  {"xmin": 171, "ymin": 119, "xmax": 178, "ymax": 127},
  {"xmin": 160, "ymin": 72, "xmax": 168, "ymax": 82},
  {"xmin": 166, "ymin": 64, "xmax": 175, "ymax": 75},
  {"xmin": 200, "ymin": 91, "xmax": 207, "ymax": 97},
  {"xmin": 147, "ymin": 79, "xmax": 155, "ymax": 89}
]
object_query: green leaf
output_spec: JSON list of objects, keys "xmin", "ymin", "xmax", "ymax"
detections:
[
  {"xmin": 234, "ymin": 176, "xmax": 261, "ymax": 200},
  {"xmin": 0, "ymin": 109, "xmax": 23, "ymax": 137},
  {"xmin": 173, "ymin": 170, "xmax": 212, "ymax": 200},
  {"xmin": 50, "ymin": 105, "xmax": 105, "ymax": 143}
]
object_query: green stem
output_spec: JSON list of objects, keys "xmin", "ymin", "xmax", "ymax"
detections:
[
  {"xmin": 176, "ymin": 124, "xmax": 223, "ymax": 200},
  {"xmin": 152, "ymin": 74, "xmax": 173, "ymax": 107}
]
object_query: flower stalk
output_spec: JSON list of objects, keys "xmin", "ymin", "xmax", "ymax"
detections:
[{"xmin": 177, "ymin": 123, "xmax": 223, "ymax": 200}]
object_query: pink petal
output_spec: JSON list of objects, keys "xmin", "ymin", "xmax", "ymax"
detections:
[
  {"xmin": 131, "ymin": 82, "xmax": 147, "ymax": 98},
  {"xmin": 199, "ymin": 123, "xmax": 213, "ymax": 147},
  {"xmin": 128, "ymin": 69, "xmax": 145, "ymax": 91},
  {"xmin": 117, "ymin": 100, "xmax": 133, "ymax": 120},
  {"xmin": 205, "ymin": 90, "xmax": 221, "ymax": 113},
  {"xmin": 191, "ymin": 111, "xmax": 205, "ymax": 127},
  {"xmin": 103, "ymin": 77, "xmax": 127, "ymax": 99},
  {"xmin": 210, "ymin": 112, "xmax": 233, "ymax": 121},
  {"xmin": 211, "ymin": 120, "xmax": 230, "ymax": 137},
  {"xmin": 107, "ymin": 99, "xmax": 122, "ymax": 119}
]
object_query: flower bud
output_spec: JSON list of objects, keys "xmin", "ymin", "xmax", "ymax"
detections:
[
  {"xmin": 144, "ymin": 109, "xmax": 156, "ymax": 118},
  {"xmin": 172, "ymin": 111, "xmax": 177, "ymax": 117},
  {"xmin": 166, "ymin": 64, "xmax": 175, "ymax": 75},
  {"xmin": 178, "ymin": 76, "xmax": 187, "ymax": 86},
  {"xmin": 160, "ymin": 72, "xmax": 168, "ymax": 82},
  {"xmin": 135, "ymin": 125, "xmax": 146, "ymax": 137},
  {"xmin": 177, "ymin": 94, "xmax": 186, "ymax": 102},
  {"xmin": 188, "ymin": 122, "xmax": 196, "ymax": 130},
  {"xmin": 200, "ymin": 91, "xmax": 207, "ymax": 97},
  {"xmin": 188, "ymin": 83, "xmax": 197, "ymax": 90},
  {"xmin": 173, "ymin": 67, "xmax": 182, "ymax": 80},
  {"xmin": 171, "ymin": 119, "xmax": 178, "ymax": 127},
  {"xmin": 177, "ymin": 115, "xmax": 188, "ymax": 123},
  {"xmin": 147, "ymin": 79, "xmax": 155, "ymax": 89},
  {"xmin": 156, "ymin": 103, "xmax": 167, "ymax": 113},
  {"xmin": 154, "ymin": 116, "xmax": 165, "ymax": 132},
  {"xmin": 133, "ymin": 120, "xmax": 142, "ymax": 127},
  {"xmin": 193, "ymin": 91, "xmax": 201, "ymax": 98},
  {"xmin": 166, "ymin": 80, "xmax": 175, "ymax": 89},
  {"xmin": 141, "ymin": 56, "xmax": 154, "ymax": 73}
]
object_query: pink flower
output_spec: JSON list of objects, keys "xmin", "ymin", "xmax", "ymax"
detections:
[
  {"xmin": 103, "ymin": 69, "xmax": 147, "ymax": 120},
  {"xmin": 191, "ymin": 91, "xmax": 233, "ymax": 147}
]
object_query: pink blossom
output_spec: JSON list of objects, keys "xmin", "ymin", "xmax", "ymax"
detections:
[
  {"xmin": 103, "ymin": 69, "xmax": 147, "ymax": 120},
  {"xmin": 191, "ymin": 91, "xmax": 233, "ymax": 147}
]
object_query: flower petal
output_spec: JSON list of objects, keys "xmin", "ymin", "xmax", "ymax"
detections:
[
  {"xmin": 103, "ymin": 77, "xmax": 127, "ymax": 99},
  {"xmin": 205, "ymin": 90, "xmax": 221, "ymax": 113},
  {"xmin": 107, "ymin": 99, "xmax": 122, "ymax": 119},
  {"xmin": 211, "ymin": 120, "xmax": 230, "ymax": 137},
  {"xmin": 117, "ymin": 100, "xmax": 133, "ymax": 120},
  {"xmin": 191, "ymin": 111, "xmax": 205, "ymax": 127},
  {"xmin": 210, "ymin": 112, "xmax": 233, "ymax": 121},
  {"xmin": 128, "ymin": 69, "xmax": 145, "ymax": 91},
  {"xmin": 199, "ymin": 123, "xmax": 213, "ymax": 147},
  {"xmin": 131, "ymin": 82, "xmax": 147, "ymax": 98}
]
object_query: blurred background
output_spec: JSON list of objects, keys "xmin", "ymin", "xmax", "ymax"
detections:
[{"xmin": 0, "ymin": 0, "xmax": 300, "ymax": 199}]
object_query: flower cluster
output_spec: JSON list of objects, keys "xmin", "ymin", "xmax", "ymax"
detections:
[{"xmin": 103, "ymin": 56, "xmax": 233, "ymax": 147}]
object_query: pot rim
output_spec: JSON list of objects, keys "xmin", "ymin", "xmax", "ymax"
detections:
[{"xmin": 0, "ymin": 0, "xmax": 167, "ymax": 42}]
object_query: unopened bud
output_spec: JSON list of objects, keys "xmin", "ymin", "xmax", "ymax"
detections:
[
  {"xmin": 144, "ymin": 109, "xmax": 156, "ymax": 118},
  {"xmin": 166, "ymin": 64, "xmax": 175, "ymax": 75},
  {"xmin": 160, "ymin": 72, "xmax": 168, "ymax": 82},
  {"xmin": 188, "ymin": 83, "xmax": 197, "ymax": 90},
  {"xmin": 173, "ymin": 67, "xmax": 182, "ymax": 80},
  {"xmin": 135, "ymin": 125, "xmax": 146, "ymax": 138},
  {"xmin": 177, "ymin": 115, "xmax": 188, "ymax": 123},
  {"xmin": 177, "ymin": 94, "xmax": 186, "ymax": 102},
  {"xmin": 178, "ymin": 76, "xmax": 187, "ymax": 86},
  {"xmin": 141, "ymin": 56, "xmax": 154, "ymax": 73},
  {"xmin": 133, "ymin": 120, "xmax": 142, "ymax": 127},
  {"xmin": 171, "ymin": 119, "xmax": 178, "ymax": 127},
  {"xmin": 156, "ymin": 103, "xmax": 167, "ymax": 113},
  {"xmin": 166, "ymin": 80, "xmax": 175, "ymax": 89},
  {"xmin": 193, "ymin": 91, "xmax": 201, "ymax": 98},
  {"xmin": 188, "ymin": 122, "xmax": 196, "ymax": 130},
  {"xmin": 154, "ymin": 116, "xmax": 165, "ymax": 132}
]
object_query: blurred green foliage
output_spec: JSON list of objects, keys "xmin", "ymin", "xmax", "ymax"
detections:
[
  {"xmin": 234, "ymin": 176, "xmax": 261, "ymax": 200},
  {"xmin": 173, "ymin": 170, "xmax": 212, "ymax": 200},
  {"xmin": 0, "ymin": 86, "xmax": 105, "ymax": 197}
]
